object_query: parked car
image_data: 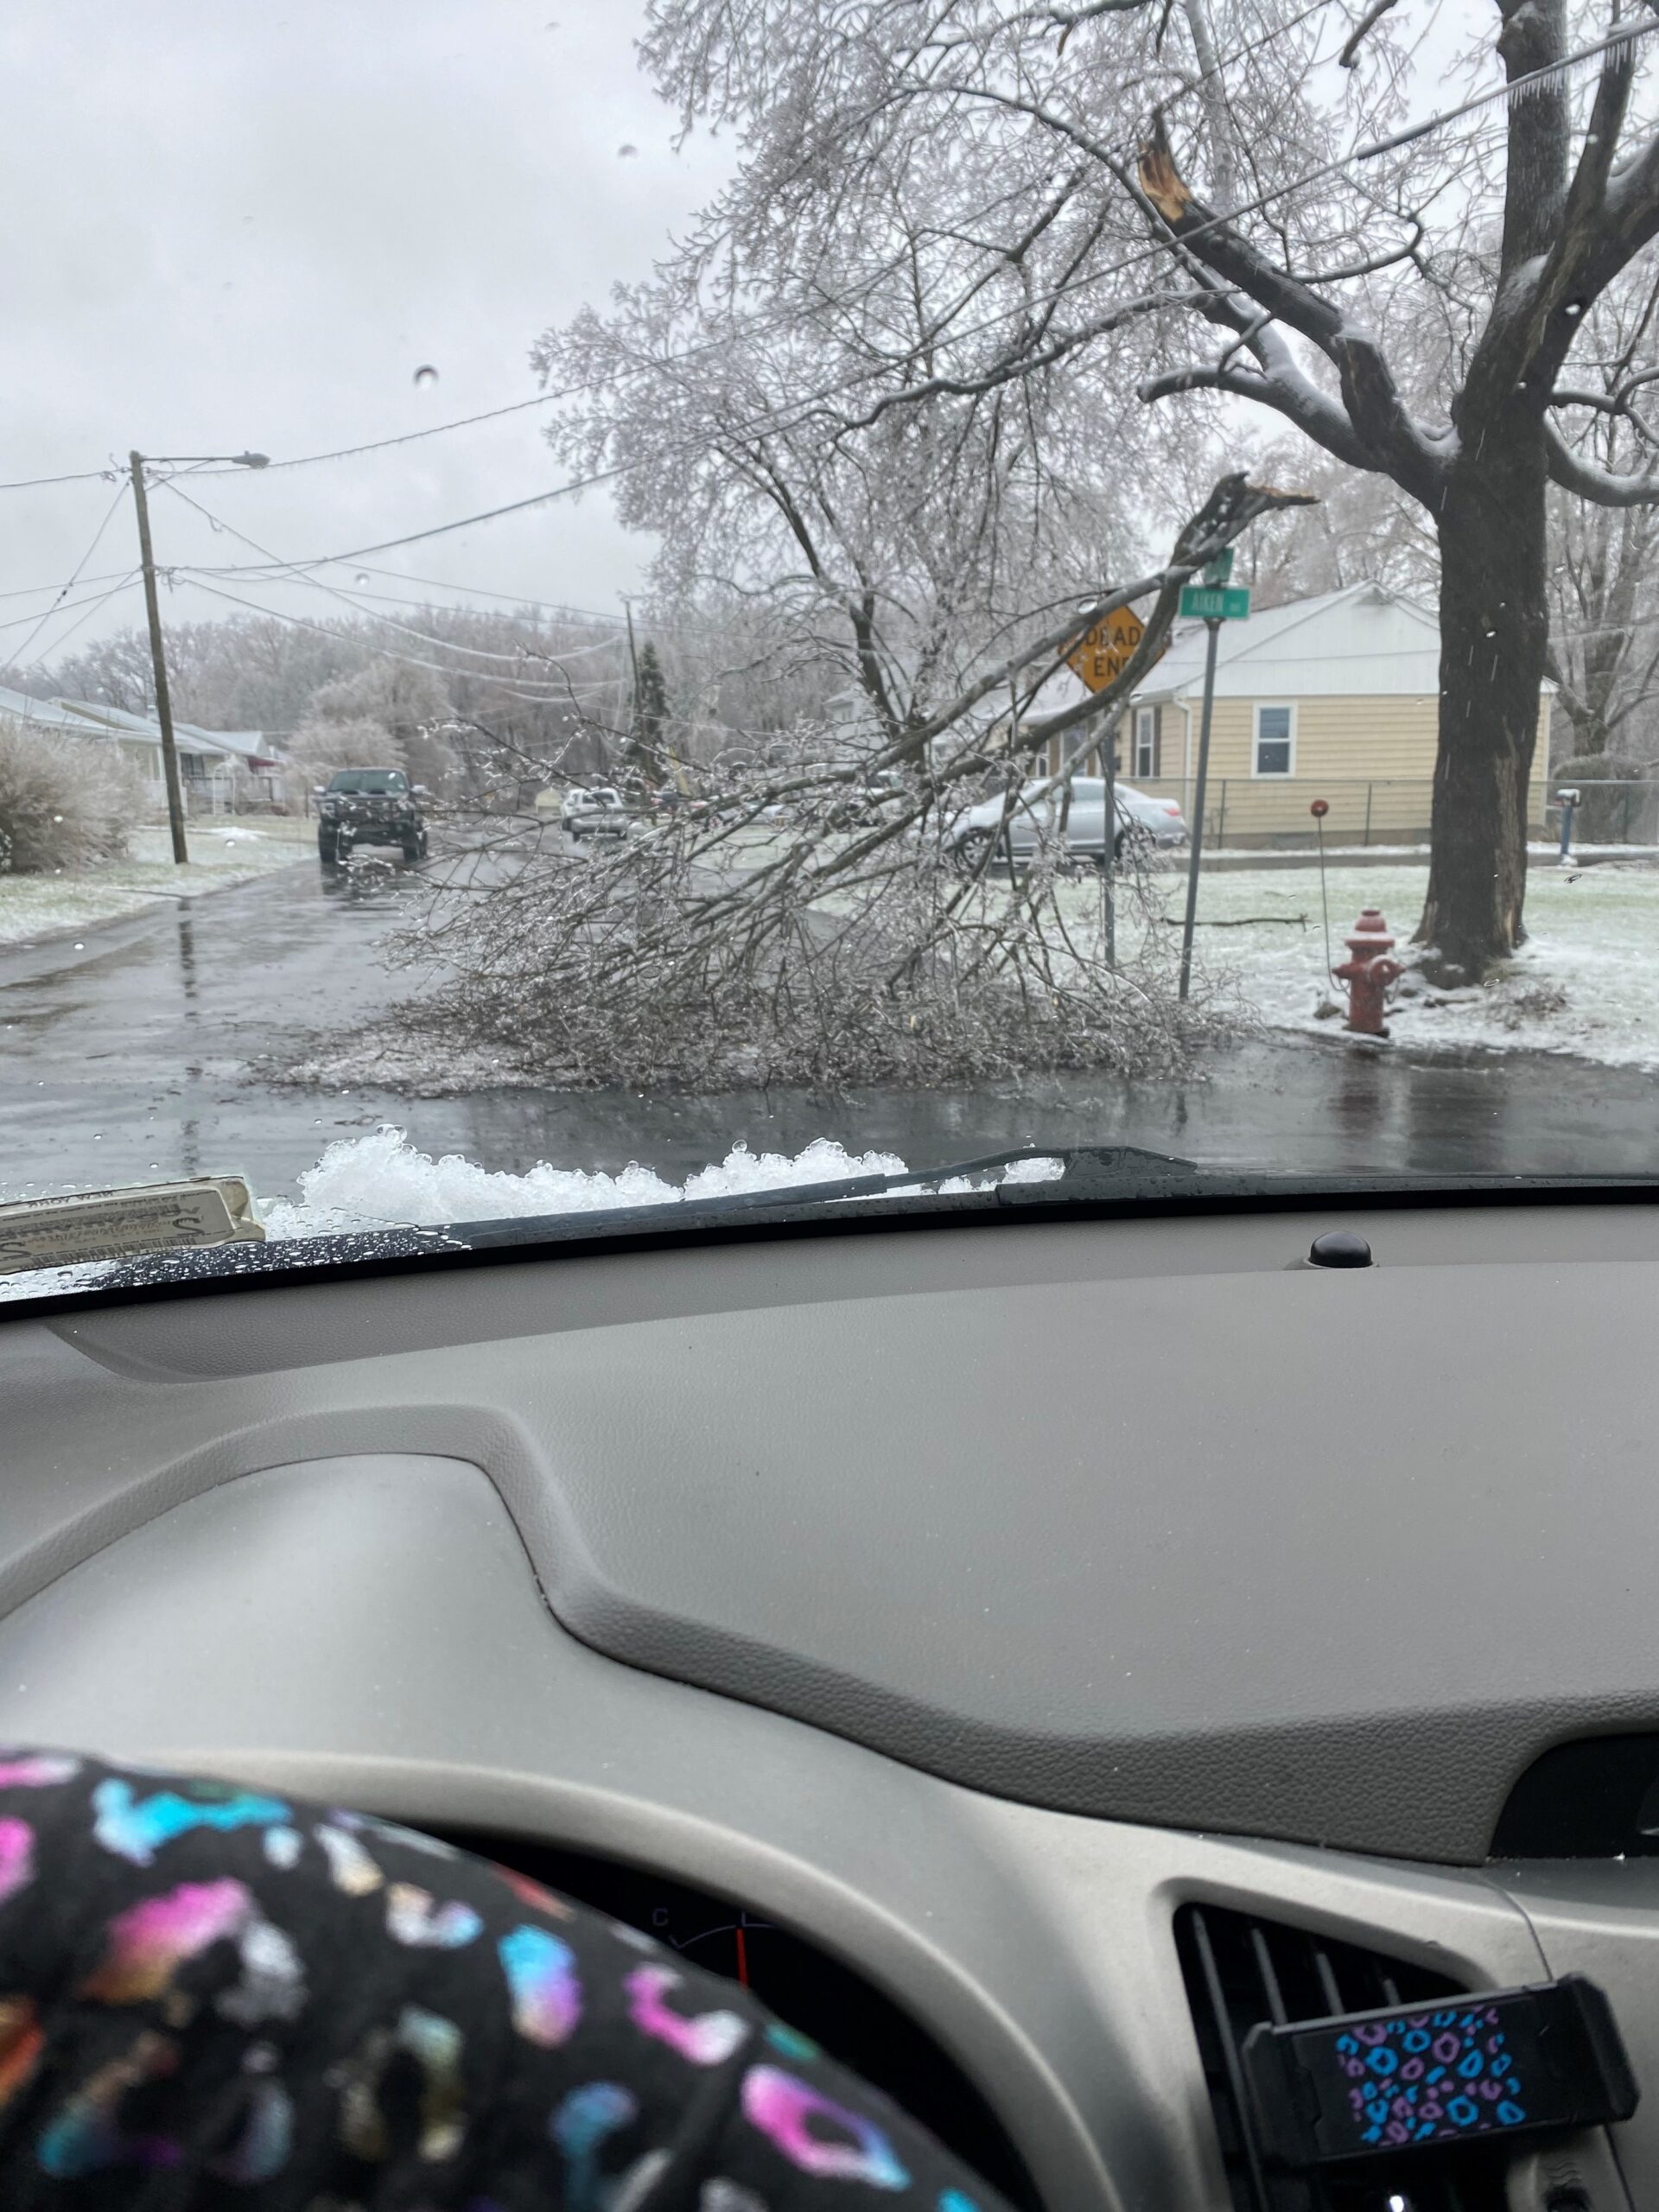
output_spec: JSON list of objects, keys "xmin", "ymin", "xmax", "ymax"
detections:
[
  {"xmin": 945, "ymin": 775, "xmax": 1185, "ymax": 869},
  {"xmin": 315, "ymin": 768, "xmax": 429, "ymax": 863},
  {"xmin": 559, "ymin": 785, "xmax": 629, "ymax": 839},
  {"xmin": 848, "ymin": 768, "xmax": 908, "ymax": 824}
]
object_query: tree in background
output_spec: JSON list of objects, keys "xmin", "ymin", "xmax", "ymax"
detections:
[
  {"xmin": 285, "ymin": 713, "xmax": 405, "ymax": 799},
  {"xmin": 628, "ymin": 640, "xmax": 672, "ymax": 785},
  {"xmin": 302, "ymin": 661, "xmax": 460, "ymax": 795},
  {"xmin": 1543, "ymin": 266, "xmax": 1659, "ymax": 763}
]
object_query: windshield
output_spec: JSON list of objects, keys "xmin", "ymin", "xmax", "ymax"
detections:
[
  {"xmin": 327, "ymin": 772, "xmax": 407, "ymax": 794},
  {"xmin": 4, "ymin": 1, "xmax": 1659, "ymax": 1286}
]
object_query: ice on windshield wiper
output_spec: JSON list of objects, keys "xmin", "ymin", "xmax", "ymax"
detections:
[
  {"xmin": 441, "ymin": 1142, "xmax": 1207, "ymax": 1243},
  {"xmin": 251, "ymin": 1128, "xmax": 1205, "ymax": 1246}
]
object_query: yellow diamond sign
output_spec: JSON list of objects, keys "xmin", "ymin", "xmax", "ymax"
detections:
[{"xmin": 1065, "ymin": 605, "xmax": 1162, "ymax": 693}]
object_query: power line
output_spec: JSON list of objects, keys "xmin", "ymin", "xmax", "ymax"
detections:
[
  {"xmin": 275, "ymin": 578, "xmax": 636, "ymax": 659},
  {"xmin": 190, "ymin": 467, "xmax": 630, "ymax": 575},
  {"xmin": 0, "ymin": 565, "xmax": 137, "ymax": 605},
  {"xmin": 181, "ymin": 575, "xmax": 624, "ymax": 704},
  {"xmin": 0, "ymin": 574, "xmax": 141, "ymax": 640},
  {"xmin": 0, "ymin": 465, "xmax": 121, "ymax": 494},
  {"xmin": 162, "ymin": 480, "xmax": 633, "ymax": 682},
  {"xmin": 339, "ymin": 565, "xmax": 708, "ymax": 636},
  {"xmin": 15, "ymin": 572, "xmax": 142, "ymax": 669},
  {"xmin": 7, "ymin": 482, "xmax": 132, "ymax": 671}
]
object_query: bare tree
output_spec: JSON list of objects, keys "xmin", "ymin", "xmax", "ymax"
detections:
[
  {"xmin": 640, "ymin": 0, "xmax": 1659, "ymax": 976},
  {"xmin": 286, "ymin": 713, "xmax": 405, "ymax": 795},
  {"xmin": 1545, "ymin": 264, "xmax": 1659, "ymax": 760}
]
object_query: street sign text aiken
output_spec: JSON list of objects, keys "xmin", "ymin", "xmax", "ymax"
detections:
[{"xmin": 1178, "ymin": 583, "xmax": 1251, "ymax": 620}]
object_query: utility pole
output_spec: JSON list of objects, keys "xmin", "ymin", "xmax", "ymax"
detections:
[
  {"xmin": 129, "ymin": 453, "xmax": 189, "ymax": 864},
  {"xmin": 127, "ymin": 447, "xmax": 270, "ymax": 866}
]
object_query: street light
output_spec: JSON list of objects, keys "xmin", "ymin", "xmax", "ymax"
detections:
[{"xmin": 128, "ymin": 448, "xmax": 270, "ymax": 863}]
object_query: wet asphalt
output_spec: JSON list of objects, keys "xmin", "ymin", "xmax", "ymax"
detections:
[{"xmin": 2, "ymin": 851, "xmax": 1657, "ymax": 1206}]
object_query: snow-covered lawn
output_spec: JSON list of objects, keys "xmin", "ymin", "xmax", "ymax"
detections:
[
  {"xmin": 0, "ymin": 819, "xmax": 311, "ymax": 950},
  {"xmin": 694, "ymin": 824, "xmax": 1659, "ymax": 1068},
  {"xmin": 1134, "ymin": 860, "xmax": 1659, "ymax": 1068}
]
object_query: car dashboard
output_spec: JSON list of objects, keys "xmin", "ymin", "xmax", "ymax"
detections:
[{"xmin": 4, "ymin": 1198, "xmax": 1659, "ymax": 2210}]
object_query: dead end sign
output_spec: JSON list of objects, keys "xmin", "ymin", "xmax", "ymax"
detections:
[{"xmin": 1065, "ymin": 606, "xmax": 1164, "ymax": 694}]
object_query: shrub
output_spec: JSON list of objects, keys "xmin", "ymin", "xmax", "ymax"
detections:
[{"xmin": 0, "ymin": 718, "xmax": 140, "ymax": 873}]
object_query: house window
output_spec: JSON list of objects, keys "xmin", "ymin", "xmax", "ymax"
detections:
[
  {"xmin": 1253, "ymin": 704, "xmax": 1294, "ymax": 777},
  {"xmin": 1132, "ymin": 705, "xmax": 1160, "ymax": 779}
]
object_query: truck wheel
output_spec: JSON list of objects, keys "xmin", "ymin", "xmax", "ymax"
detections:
[
  {"xmin": 318, "ymin": 830, "xmax": 339, "ymax": 863},
  {"xmin": 403, "ymin": 836, "xmax": 423, "ymax": 863}
]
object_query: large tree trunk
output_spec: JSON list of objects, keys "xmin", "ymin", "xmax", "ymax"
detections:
[{"xmin": 1415, "ymin": 423, "xmax": 1549, "ymax": 980}]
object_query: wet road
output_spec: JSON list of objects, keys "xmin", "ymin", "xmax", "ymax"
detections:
[{"xmin": 3, "ymin": 855, "xmax": 1657, "ymax": 1205}]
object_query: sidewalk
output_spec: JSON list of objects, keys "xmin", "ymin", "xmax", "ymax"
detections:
[{"xmin": 0, "ymin": 817, "xmax": 312, "ymax": 952}]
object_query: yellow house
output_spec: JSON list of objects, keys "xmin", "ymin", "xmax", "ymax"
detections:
[{"xmin": 1108, "ymin": 582, "xmax": 1553, "ymax": 849}]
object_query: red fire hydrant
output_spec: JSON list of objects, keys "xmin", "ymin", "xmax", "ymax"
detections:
[{"xmin": 1334, "ymin": 906, "xmax": 1403, "ymax": 1037}]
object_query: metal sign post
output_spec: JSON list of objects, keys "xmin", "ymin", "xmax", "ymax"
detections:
[
  {"xmin": 1177, "ymin": 618, "xmax": 1222, "ymax": 1001},
  {"xmin": 1175, "ymin": 564, "xmax": 1250, "ymax": 1001},
  {"xmin": 1102, "ymin": 705, "xmax": 1120, "ymax": 969}
]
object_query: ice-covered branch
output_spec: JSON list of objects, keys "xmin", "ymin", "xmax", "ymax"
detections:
[
  {"xmin": 1139, "ymin": 358, "xmax": 1376, "ymax": 471},
  {"xmin": 1133, "ymin": 119, "xmax": 1446, "ymax": 499},
  {"xmin": 1544, "ymin": 418, "xmax": 1659, "ymax": 506}
]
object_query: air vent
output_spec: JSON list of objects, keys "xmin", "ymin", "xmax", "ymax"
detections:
[{"xmin": 1174, "ymin": 1904, "xmax": 1505, "ymax": 2212}]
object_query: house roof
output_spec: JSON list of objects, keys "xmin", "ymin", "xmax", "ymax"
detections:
[
  {"xmin": 0, "ymin": 685, "xmax": 122, "ymax": 736},
  {"xmin": 52, "ymin": 701, "xmax": 277, "ymax": 763},
  {"xmin": 1130, "ymin": 581, "xmax": 1553, "ymax": 702}
]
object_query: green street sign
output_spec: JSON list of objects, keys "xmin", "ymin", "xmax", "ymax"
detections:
[
  {"xmin": 1179, "ymin": 583, "xmax": 1250, "ymax": 620},
  {"xmin": 1202, "ymin": 549, "xmax": 1235, "ymax": 584}
]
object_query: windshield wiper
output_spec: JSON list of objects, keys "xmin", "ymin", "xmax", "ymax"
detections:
[
  {"xmin": 443, "ymin": 1142, "xmax": 1206, "ymax": 1245},
  {"xmin": 7, "ymin": 1147, "xmax": 1659, "ymax": 1321}
]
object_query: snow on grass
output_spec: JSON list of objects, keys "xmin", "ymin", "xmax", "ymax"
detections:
[
  {"xmin": 0, "ymin": 821, "xmax": 309, "ymax": 949},
  {"xmin": 1071, "ymin": 860, "xmax": 1659, "ymax": 1069}
]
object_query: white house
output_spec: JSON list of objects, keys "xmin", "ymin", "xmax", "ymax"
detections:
[{"xmin": 0, "ymin": 688, "xmax": 283, "ymax": 809}]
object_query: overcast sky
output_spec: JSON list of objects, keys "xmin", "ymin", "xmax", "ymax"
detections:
[{"xmin": 0, "ymin": 1, "xmax": 733, "ymax": 668}]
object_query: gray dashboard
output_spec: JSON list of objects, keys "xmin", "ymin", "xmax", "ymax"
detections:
[{"xmin": 4, "ymin": 1201, "xmax": 1659, "ymax": 2208}]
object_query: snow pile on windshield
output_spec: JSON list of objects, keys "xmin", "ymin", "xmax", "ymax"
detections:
[{"xmin": 257, "ymin": 1125, "xmax": 1065, "ymax": 1240}]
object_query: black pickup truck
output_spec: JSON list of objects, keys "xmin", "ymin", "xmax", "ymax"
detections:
[{"xmin": 315, "ymin": 769, "xmax": 429, "ymax": 863}]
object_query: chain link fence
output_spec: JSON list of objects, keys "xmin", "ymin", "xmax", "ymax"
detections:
[
  {"xmin": 1123, "ymin": 775, "xmax": 1659, "ymax": 852},
  {"xmin": 1545, "ymin": 778, "xmax": 1659, "ymax": 847}
]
